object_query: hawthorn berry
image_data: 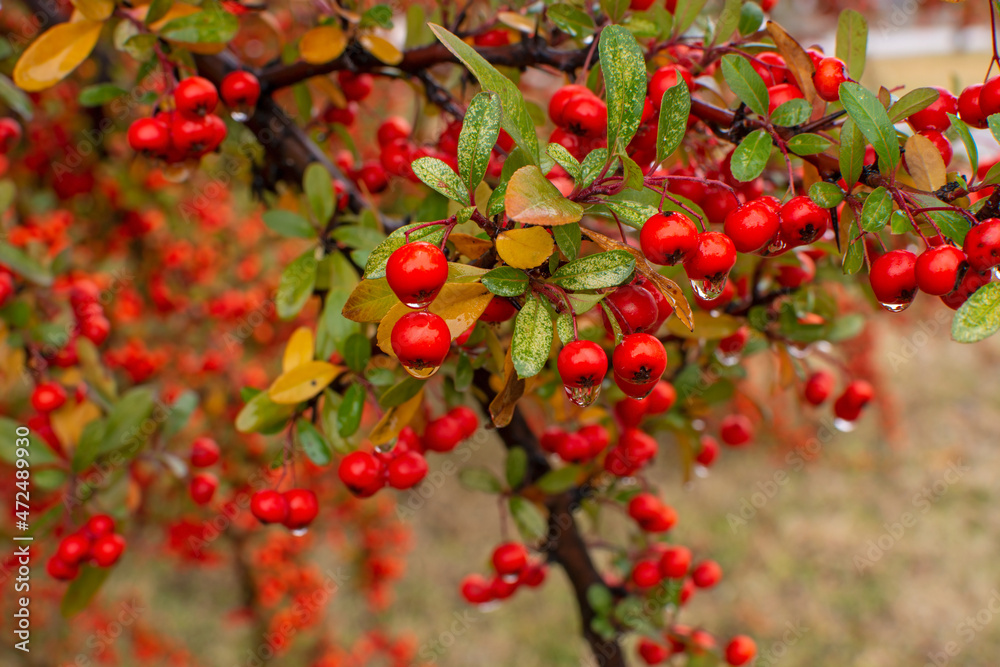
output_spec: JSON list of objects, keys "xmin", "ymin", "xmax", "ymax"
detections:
[
  {"xmin": 355, "ymin": 160, "xmax": 389, "ymax": 193},
  {"xmin": 220, "ymin": 71, "xmax": 261, "ymax": 111},
  {"xmin": 602, "ymin": 283, "xmax": 658, "ymax": 335},
  {"xmin": 473, "ymin": 28, "xmax": 510, "ymax": 46},
  {"xmin": 962, "ymin": 218, "xmax": 1000, "ymax": 272},
  {"xmin": 958, "ymin": 84, "xmax": 988, "ymax": 129},
  {"xmin": 57, "ymin": 534, "xmax": 91, "ymax": 565},
  {"xmin": 724, "ymin": 200, "xmax": 780, "ymax": 254},
  {"xmin": 691, "ymin": 560, "xmax": 722, "ymax": 588},
  {"xmin": 659, "ymin": 545, "xmax": 692, "ymax": 579},
  {"xmin": 638, "ymin": 638, "xmax": 671, "ymax": 665},
  {"xmin": 339, "ymin": 451, "xmax": 383, "ymax": 494},
  {"xmin": 0, "ymin": 117, "xmax": 22, "ymax": 152},
  {"xmin": 578, "ymin": 424, "xmax": 610, "ymax": 457},
  {"xmin": 702, "ymin": 184, "xmax": 740, "ymax": 224},
  {"xmin": 649, "ymin": 64, "xmax": 695, "ymax": 107},
  {"xmin": 776, "ymin": 252, "xmax": 817, "ymax": 289},
  {"xmin": 480, "ymin": 296, "xmax": 517, "ymax": 323},
  {"xmin": 31, "ymin": 382, "xmax": 67, "ymax": 413},
  {"xmin": 424, "ymin": 415, "xmax": 464, "ymax": 453},
  {"xmin": 752, "ymin": 52, "xmax": 789, "ymax": 87},
  {"xmin": 613, "ymin": 333, "xmax": 667, "ymax": 388},
  {"xmin": 250, "ymin": 489, "xmax": 289, "ymax": 524},
  {"xmin": 47, "ymin": 556, "xmax": 79, "ymax": 581},
  {"xmin": 520, "ymin": 563, "xmax": 547, "ymax": 587},
  {"xmin": 645, "ymin": 380, "xmax": 677, "ymax": 414},
  {"xmin": 631, "ymin": 559, "xmax": 663, "ymax": 588},
  {"xmin": 620, "ymin": 427, "xmax": 658, "ymax": 468},
  {"xmin": 779, "ymin": 196, "xmax": 831, "ymax": 247},
  {"xmin": 628, "ymin": 493, "xmax": 677, "ymax": 532},
  {"xmin": 684, "ymin": 231, "xmax": 737, "ymax": 282},
  {"xmin": 387, "ymin": 451, "xmax": 429, "ymax": 489},
  {"xmin": 804, "ymin": 370, "xmax": 834, "ymax": 405},
  {"xmin": 85, "ymin": 514, "xmax": 115, "ymax": 539},
  {"xmin": 725, "ymin": 635, "xmax": 758, "ymax": 666},
  {"xmin": 174, "ymin": 76, "xmax": 219, "ymax": 118},
  {"xmin": 460, "ymin": 574, "xmax": 493, "ymax": 604},
  {"xmin": 812, "ymin": 57, "xmax": 849, "ymax": 102},
  {"xmin": 283, "ymin": 489, "xmax": 319, "ymax": 530},
  {"xmin": 557, "ymin": 340, "xmax": 608, "ymax": 406},
  {"xmin": 695, "ymin": 434, "xmax": 719, "ymax": 467},
  {"xmin": 189, "ymin": 472, "xmax": 218, "ymax": 505},
  {"xmin": 640, "ymin": 212, "xmax": 699, "ymax": 265},
  {"xmin": 908, "ymin": 86, "xmax": 957, "ymax": 132},
  {"xmin": 719, "ymin": 414, "xmax": 753, "ymax": 446},
  {"xmin": 490, "ymin": 575, "xmax": 518, "ymax": 600},
  {"xmin": 941, "ymin": 268, "xmax": 991, "ymax": 310},
  {"xmin": 377, "ymin": 116, "xmax": 412, "ymax": 147},
  {"xmin": 563, "ymin": 96, "xmax": 608, "ymax": 138},
  {"xmin": 386, "ymin": 241, "xmax": 448, "ymax": 308},
  {"xmin": 0, "ymin": 271, "xmax": 13, "ymax": 306},
  {"xmin": 636, "ymin": 277, "xmax": 673, "ymax": 331},
  {"xmin": 540, "ymin": 427, "xmax": 567, "ymax": 453},
  {"xmin": 449, "ymin": 406, "xmax": 479, "ymax": 438},
  {"xmin": 338, "ymin": 71, "xmax": 374, "ymax": 101},
  {"xmin": 189, "ymin": 436, "xmax": 220, "ymax": 468},
  {"xmin": 127, "ymin": 117, "xmax": 171, "ymax": 157},
  {"xmin": 492, "ymin": 542, "xmax": 528, "ymax": 577},
  {"xmin": 767, "ymin": 83, "xmax": 804, "ymax": 114},
  {"xmin": 391, "ymin": 311, "xmax": 451, "ymax": 372},
  {"xmin": 834, "ymin": 380, "xmax": 874, "ymax": 422},
  {"xmin": 549, "ymin": 84, "xmax": 594, "ymax": 126},
  {"xmin": 869, "ymin": 249, "xmax": 918, "ymax": 309},
  {"xmin": 91, "ymin": 534, "xmax": 126, "ymax": 567},
  {"xmin": 915, "ymin": 245, "xmax": 968, "ymax": 295}
]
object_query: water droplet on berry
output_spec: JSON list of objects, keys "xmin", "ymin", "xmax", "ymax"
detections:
[
  {"xmin": 290, "ymin": 527, "xmax": 309, "ymax": 537},
  {"xmin": 401, "ymin": 363, "xmax": 440, "ymax": 379},
  {"xmin": 477, "ymin": 601, "xmax": 501, "ymax": 613},
  {"xmin": 878, "ymin": 300, "xmax": 912, "ymax": 313},
  {"xmin": 762, "ymin": 236, "xmax": 788, "ymax": 256},
  {"xmin": 501, "ymin": 573, "xmax": 519, "ymax": 584},
  {"xmin": 230, "ymin": 107, "xmax": 251, "ymax": 122},
  {"xmin": 564, "ymin": 383, "xmax": 601, "ymax": 407},
  {"xmin": 715, "ymin": 349, "xmax": 741, "ymax": 367},
  {"xmin": 375, "ymin": 441, "xmax": 395, "ymax": 454},
  {"xmin": 690, "ymin": 275, "xmax": 728, "ymax": 300},
  {"xmin": 992, "ymin": 266, "xmax": 1000, "ymax": 281},
  {"xmin": 833, "ymin": 417, "xmax": 856, "ymax": 433},
  {"xmin": 161, "ymin": 162, "xmax": 192, "ymax": 183},
  {"xmin": 787, "ymin": 344, "xmax": 813, "ymax": 359},
  {"xmin": 402, "ymin": 296, "xmax": 435, "ymax": 309},
  {"xmin": 694, "ymin": 464, "xmax": 710, "ymax": 478}
]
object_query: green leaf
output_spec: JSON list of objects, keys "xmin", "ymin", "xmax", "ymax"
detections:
[
  {"xmin": 73, "ymin": 388, "xmax": 156, "ymax": 472},
  {"xmin": 379, "ymin": 376, "xmax": 425, "ymax": 408},
  {"xmin": 860, "ymin": 186, "xmax": 892, "ymax": 233},
  {"xmin": 839, "ymin": 118, "xmax": 865, "ymax": 189},
  {"xmin": 712, "ymin": 0, "xmax": 742, "ymax": 45},
  {"xmin": 835, "ymin": 9, "xmax": 868, "ymax": 79},
  {"xmin": 511, "ymin": 294, "xmax": 553, "ymax": 378},
  {"xmin": 579, "ymin": 148, "xmax": 610, "ymax": 188},
  {"xmin": 553, "ymin": 223, "xmax": 582, "ymax": 261},
  {"xmin": 947, "ymin": 113, "xmax": 977, "ymax": 175},
  {"xmin": 536, "ymin": 465, "xmax": 581, "ymax": 494},
  {"xmin": 506, "ymin": 447, "xmax": 528, "ymax": 488},
  {"xmin": 673, "ymin": 0, "xmax": 708, "ymax": 34},
  {"xmin": 620, "ymin": 154, "xmax": 644, "ymax": 191},
  {"xmin": 482, "ymin": 266, "xmax": 529, "ymax": 296},
  {"xmin": 61, "ymin": 566, "xmax": 111, "ymax": 618},
  {"xmin": 599, "ymin": 25, "xmax": 647, "ymax": 156},
  {"xmin": 159, "ymin": 0, "xmax": 239, "ymax": 43},
  {"xmin": 163, "ymin": 390, "xmax": 198, "ymax": 438},
  {"xmin": 276, "ymin": 249, "xmax": 318, "ymax": 319},
  {"xmin": 887, "ymin": 87, "xmax": 941, "ymax": 124},
  {"xmin": 0, "ymin": 418, "xmax": 59, "ymax": 466},
  {"xmin": 454, "ymin": 353, "xmax": 473, "ymax": 391},
  {"xmin": 952, "ymin": 282, "xmax": 1000, "ymax": 343},
  {"xmin": 509, "ymin": 496, "xmax": 548, "ymax": 541},
  {"xmin": 459, "ymin": 467, "xmax": 503, "ymax": 493},
  {"xmin": 770, "ymin": 98, "xmax": 811, "ymax": 127},
  {"xmin": 910, "ymin": 194, "xmax": 971, "ymax": 244},
  {"xmin": 0, "ymin": 73, "xmax": 34, "ymax": 120},
  {"xmin": 303, "ymin": 162, "xmax": 334, "ymax": 223},
  {"xmin": 337, "ymin": 383, "xmax": 366, "ymax": 437},
  {"xmin": 603, "ymin": 200, "xmax": 660, "ymax": 230},
  {"xmin": 601, "ymin": 0, "xmax": 630, "ymax": 23},
  {"xmin": 840, "ymin": 82, "xmax": 899, "ymax": 175},
  {"xmin": 78, "ymin": 84, "xmax": 127, "ymax": 107},
  {"xmin": 737, "ymin": 1, "xmax": 764, "ymax": 35},
  {"xmin": 730, "ymin": 129, "xmax": 772, "ymax": 182},
  {"xmin": 360, "ymin": 4, "xmax": 394, "ymax": 29},
  {"xmin": 429, "ymin": 24, "xmax": 539, "ymax": 163},
  {"xmin": 548, "ymin": 4, "xmax": 595, "ymax": 37},
  {"xmin": 843, "ymin": 237, "xmax": 865, "ymax": 275},
  {"xmin": 317, "ymin": 251, "xmax": 360, "ymax": 358},
  {"xmin": 989, "ymin": 114, "xmax": 1000, "ymax": 147},
  {"xmin": 412, "ymin": 156, "xmax": 471, "ymax": 205},
  {"xmin": 364, "ymin": 222, "xmax": 445, "ymax": 279},
  {"xmin": 0, "ymin": 242, "xmax": 52, "ymax": 286},
  {"xmin": 657, "ymin": 77, "xmax": 691, "ymax": 163},
  {"xmin": 808, "ymin": 181, "xmax": 845, "ymax": 208},
  {"xmin": 262, "ymin": 210, "xmax": 316, "ymax": 238},
  {"xmin": 547, "ymin": 143, "xmax": 582, "ymax": 181},
  {"xmin": 890, "ymin": 209, "xmax": 910, "ymax": 234},
  {"xmin": 145, "ymin": 0, "xmax": 173, "ymax": 25},
  {"xmin": 788, "ymin": 133, "xmax": 832, "ymax": 156},
  {"xmin": 342, "ymin": 332, "xmax": 371, "ymax": 374},
  {"xmin": 504, "ymin": 165, "xmax": 583, "ymax": 226},
  {"xmin": 551, "ymin": 249, "xmax": 636, "ymax": 290},
  {"xmin": 587, "ymin": 584, "xmax": 614, "ymax": 614},
  {"xmin": 458, "ymin": 92, "xmax": 502, "ymax": 194},
  {"xmin": 297, "ymin": 418, "xmax": 332, "ymax": 466},
  {"xmin": 721, "ymin": 54, "xmax": 769, "ymax": 117}
]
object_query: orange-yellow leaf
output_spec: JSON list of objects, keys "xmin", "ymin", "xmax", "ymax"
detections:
[
  {"xmin": 449, "ymin": 232, "xmax": 493, "ymax": 260},
  {"xmin": 496, "ymin": 226, "xmax": 554, "ymax": 269},
  {"xmin": 282, "ymin": 327, "xmax": 315, "ymax": 372},
  {"xmin": 368, "ymin": 388, "xmax": 424, "ymax": 446},
  {"xmin": 50, "ymin": 400, "xmax": 101, "ymax": 450},
  {"xmin": 904, "ymin": 134, "xmax": 947, "ymax": 191},
  {"xmin": 489, "ymin": 348, "xmax": 525, "ymax": 428},
  {"xmin": 505, "ymin": 166, "xmax": 583, "ymax": 226},
  {"xmin": 300, "ymin": 25, "xmax": 347, "ymax": 65},
  {"xmin": 73, "ymin": 0, "xmax": 114, "ymax": 21},
  {"xmin": 766, "ymin": 21, "xmax": 818, "ymax": 106},
  {"xmin": 360, "ymin": 33, "xmax": 403, "ymax": 65},
  {"xmin": 268, "ymin": 361, "xmax": 343, "ymax": 405},
  {"xmin": 13, "ymin": 20, "xmax": 103, "ymax": 92}
]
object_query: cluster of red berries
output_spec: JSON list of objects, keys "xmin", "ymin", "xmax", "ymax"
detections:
[
  {"xmin": 459, "ymin": 542, "xmax": 547, "ymax": 606},
  {"xmin": 249, "ymin": 488, "xmax": 320, "ymax": 531},
  {"xmin": 556, "ymin": 330, "xmax": 670, "ymax": 406},
  {"xmin": 627, "ymin": 492, "xmax": 678, "ymax": 533},
  {"xmin": 385, "ymin": 241, "xmax": 452, "ymax": 375},
  {"xmin": 48, "ymin": 515, "xmax": 125, "ymax": 581},
  {"xmin": 613, "ymin": 380, "xmax": 677, "ymax": 427},
  {"xmin": 803, "ymin": 372, "xmax": 875, "ymax": 423},
  {"xmin": 601, "ymin": 277, "xmax": 673, "ymax": 336},
  {"xmin": 547, "ymin": 84, "xmax": 611, "ymax": 160},
  {"xmin": 639, "ymin": 629, "xmax": 756, "ymax": 666},
  {"xmin": 338, "ymin": 407, "xmax": 478, "ymax": 496},
  {"xmin": 539, "ymin": 422, "xmax": 610, "ymax": 463},
  {"xmin": 69, "ymin": 279, "xmax": 111, "ymax": 346},
  {"xmin": 187, "ymin": 437, "xmax": 221, "ymax": 506}
]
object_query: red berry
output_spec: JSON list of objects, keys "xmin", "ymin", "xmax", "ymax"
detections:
[
  {"xmin": 85, "ymin": 514, "xmax": 115, "ymax": 539},
  {"xmin": 958, "ymin": 84, "xmax": 988, "ymax": 129},
  {"xmin": 752, "ymin": 52, "xmax": 789, "ymax": 87},
  {"xmin": 80, "ymin": 315, "xmax": 111, "ymax": 346},
  {"xmin": 387, "ymin": 451, "xmax": 429, "ymax": 489},
  {"xmin": 391, "ymin": 311, "xmax": 451, "ymax": 371},
  {"xmin": 0, "ymin": 272, "xmax": 13, "ymax": 306},
  {"xmin": 649, "ymin": 65, "xmax": 695, "ymax": 107},
  {"xmin": 480, "ymin": 296, "xmax": 517, "ymax": 323},
  {"xmin": 636, "ymin": 277, "xmax": 673, "ymax": 331},
  {"xmin": 520, "ymin": 563, "xmax": 547, "ymax": 587},
  {"xmin": 684, "ymin": 231, "xmax": 737, "ymax": 282},
  {"xmin": 628, "ymin": 493, "xmax": 677, "ymax": 533},
  {"xmin": 779, "ymin": 196, "xmax": 831, "ymax": 247},
  {"xmin": 220, "ymin": 71, "xmax": 260, "ymax": 110},
  {"xmin": 776, "ymin": 252, "xmax": 817, "ymax": 288},
  {"xmin": 578, "ymin": 424, "xmax": 610, "ymax": 457},
  {"xmin": 603, "ymin": 445, "xmax": 639, "ymax": 476},
  {"xmin": 0, "ymin": 117, "xmax": 22, "ymax": 152},
  {"xmin": 189, "ymin": 472, "xmax": 218, "ymax": 505},
  {"xmin": 834, "ymin": 379, "xmax": 874, "ymax": 422},
  {"xmin": 908, "ymin": 87, "xmax": 957, "ymax": 132},
  {"xmin": 31, "ymin": 382, "xmax": 66, "ymax": 413},
  {"xmin": 869, "ymin": 249, "xmax": 918, "ymax": 306},
  {"xmin": 282, "ymin": 489, "xmax": 319, "ymax": 529},
  {"xmin": 612, "ymin": 333, "xmax": 667, "ymax": 387},
  {"xmin": 91, "ymin": 534, "xmax": 126, "ymax": 567},
  {"xmin": 473, "ymin": 28, "xmax": 510, "ymax": 46},
  {"xmin": 377, "ymin": 116, "xmax": 411, "ymax": 147},
  {"xmin": 641, "ymin": 212, "xmax": 699, "ymax": 265},
  {"xmin": 128, "ymin": 117, "xmax": 171, "ymax": 156},
  {"xmin": 549, "ymin": 127, "xmax": 585, "ymax": 160},
  {"xmin": 631, "ymin": 559, "xmax": 663, "ymax": 588},
  {"xmin": 424, "ymin": 415, "xmax": 465, "ymax": 452},
  {"xmin": 251, "ymin": 489, "xmax": 289, "ymax": 524},
  {"xmin": 620, "ymin": 427, "xmax": 658, "ymax": 467},
  {"xmin": 449, "ymin": 406, "xmax": 479, "ymax": 438},
  {"xmin": 629, "ymin": 0, "xmax": 656, "ymax": 9},
  {"xmin": 549, "ymin": 84, "xmax": 594, "ymax": 126},
  {"xmin": 492, "ymin": 542, "xmax": 528, "ymax": 576},
  {"xmin": 804, "ymin": 371, "xmax": 834, "ymax": 405},
  {"xmin": 170, "ymin": 115, "xmax": 216, "ymax": 155},
  {"xmin": 963, "ymin": 219, "xmax": 1000, "ymax": 272},
  {"xmin": 58, "ymin": 534, "xmax": 91, "ymax": 565},
  {"xmin": 645, "ymin": 380, "xmax": 676, "ymax": 414},
  {"xmin": 563, "ymin": 96, "xmax": 608, "ymax": 138},
  {"xmin": 719, "ymin": 414, "xmax": 753, "ymax": 446},
  {"xmin": 338, "ymin": 71, "xmax": 374, "ymax": 101},
  {"xmin": 695, "ymin": 435, "xmax": 719, "ymax": 467},
  {"xmin": 490, "ymin": 574, "xmax": 519, "ymax": 600},
  {"xmin": 724, "ymin": 200, "xmax": 780, "ymax": 254},
  {"xmin": 47, "ymin": 555, "xmax": 79, "ymax": 581},
  {"xmin": 338, "ymin": 451, "xmax": 383, "ymax": 494},
  {"xmin": 718, "ymin": 326, "xmax": 750, "ymax": 356},
  {"xmin": 812, "ymin": 57, "xmax": 849, "ymax": 102},
  {"xmin": 767, "ymin": 83, "xmax": 804, "ymax": 115},
  {"xmin": 189, "ymin": 436, "xmax": 220, "ymax": 468},
  {"xmin": 460, "ymin": 574, "xmax": 493, "ymax": 604},
  {"xmin": 907, "ymin": 130, "xmax": 953, "ymax": 168},
  {"xmin": 702, "ymin": 184, "xmax": 740, "ymax": 224},
  {"xmin": 725, "ymin": 635, "xmax": 758, "ymax": 666},
  {"xmin": 355, "ymin": 160, "xmax": 389, "ymax": 193},
  {"xmin": 602, "ymin": 284, "xmax": 658, "ymax": 335},
  {"xmin": 174, "ymin": 76, "xmax": 218, "ymax": 118},
  {"xmin": 386, "ymin": 241, "xmax": 448, "ymax": 308},
  {"xmin": 638, "ymin": 638, "xmax": 671, "ymax": 665},
  {"xmin": 540, "ymin": 427, "xmax": 567, "ymax": 453},
  {"xmin": 941, "ymin": 268, "xmax": 991, "ymax": 310},
  {"xmin": 981, "ymin": 77, "xmax": 1000, "ymax": 117},
  {"xmin": 915, "ymin": 245, "xmax": 968, "ymax": 295},
  {"xmin": 691, "ymin": 560, "xmax": 722, "ymax": 588},
  {"xmin": 557, "ymin": 340, "xmax": 608, "ymax": 389}
]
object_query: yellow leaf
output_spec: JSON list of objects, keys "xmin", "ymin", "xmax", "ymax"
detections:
[
  {"xmin": 664, "ymin": 312, "xmax": 743, "ymax": 340},
  {"xmin": 449, "ymin": 233, "xmax": 493, "ymax": 260},
  {"xmin": 447, "ymin": 262, "xmax": 488, "ymax": 283},
  {"xmin": 369, "ymin": 388, "xmax": 424, "ymax": 446},
  {"xmin": 50, "ymin": 400, "xmax": 101, "ymax": 450},
  {"xmin": 496, "ymin": 12, "xmax": 535, "ymax": 33},
  {"xmin": 904, "ymin": 134, "xmax": 947, "ymax": 192},
  {"xmin": 376, "ymin": 282, "xmax": 493, "ymax": 356},
  {"xmin": 360, "ymin": 33, "xmax": 403, "ymax": 65},
  {"xmin": 13, "ymin": 20, "xmax": 103, "ymax": 92},
  {"xmin": 496, "ymin": 227, "xmax": 555, "ymax": 269},
  {"xmin": 146, "ymin": 2, "xmax": 199, "ymax": 28},
  {"xmin": 490, "ymin": 348, "xmax": 525, "ymax": 428},
  {"xmin": 283, "ymin": 327, "xmax": 315, "ymax": 372},
  {"xmin": 342, "ymin": 278, "xmax": 400, "ymax": 323},
  {"xmin": 504, "ymin": 165, "xmax": 584, "ymax": 227},
  {"xmin": 268, "ymin": 361, "xmax": 343, "ymax": 405},
  {"xmin": 299, "ymin": 25, "xmax": 347, "ymax": 65},
  {"xmin": 73, "ymin": 0, "xmax": 114, "ymax": 21}
]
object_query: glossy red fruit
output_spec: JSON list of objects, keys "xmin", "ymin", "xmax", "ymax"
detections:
[
  {"xmin": 628, "ymin": 493, "xmax": 677, "ymax": 532},
  {"xmin": 424, "ymin": 415, "xmax": 465, "ymax": 452},
  {"xmin": 694, "ymin": 277, "xmax": 736, "ymax": 310},
  {"xmin": 189, "ymin": 436, "xmax": 220, "ymax": 468},
  {"xmin": 578, "ymin": 424, "xmax": 610, "ymax": 457},
  {"xmin": 962, "ymin": 219, "xmax": 1000, "ymax": 271},
  {"xmin": 602, "ymin": 284, "xmax": 658, "ymax": 335},
  {"xmin": 473, "ymin": 28, "xmax": 510, "ymax": 46},
  {"xmin": 189, "ymin": 472, "xmax": 218, "ymax": 505},
  {"xmin": 0, "ymin": 117, "xmax": 22, "ymax": 152},
  {"xmin": 386, "ymin": 241, "xmax": 448, "ymax": 308},
  {"xmin": 283, "ymin": 489, "xmax": 319, "ymax": 529},
  {"xmin": 555, "ymin": 432, "xmax": 590, "ymax": 462},
  {"xmin": 834, "ymin": 379, "xmax": 874, "ymax": 421},
  {"xmin": 31, "ymin": 382, "xmax": 66, "ymax": 413},
  {"xmin": 719, "ymin": 414, "xmax": 753, "ymax": 446},
  {"xmin": 812, "ymin": 57, "xmax": 849, "ymax": 102},
  {"xmin": 767, "ymin": 83, "xmax": 804, "ymax": 114},
  {"xmin": 640, "ymin": 212, "xmax": 699, "ymax": 265},
  {"xmin": 702, "ymin": 184, "xmax": 740, "ymax": 223},
  {"xmin": 549, "ymin": 84, "xmax": 594, "ymax": 126},
  {"xmin": 170, "ymin": 115, "xmax": 216, "ymax": 155},
  {"xmin": 493, "ymin": 542, "xmax": 528, "ymax": 576},
  {"xmin": 804, "ymin": 370, "xmax": 834, "ymax": 405},
  {"xmin": 128, "ymin": 117, "xmax": 171, "ymax": 156},
  {"xmin": 869, "ymin": 250, "xmax": 918, "ymax": 306},
  {"xmin": 725, "ymin": 635, "xmax": 758, "ymax": 666},
  {"xmin": 958, "ymin": 84, "xmax": 988, "ymax": 129},
  {"xmin": 558, "ymin": 340, "xmax": 608, "ymax": 389},
  {"xmin": 908, "ymin": 87, "xmax": 957, "ymax": 132},
  {"xmin": 631, "ymin": 559, "xmax": 663, "ymax": 588},
  {"xmin": 724, "ymin": 200, "xmax": 780, "ymax": 253},
  {"xmin": 47, "ymin": 555, "xmax": 79, "ymax": 581},
  {"xmin": 649, "ymin": 65, "xmax": 695, "ymax": 107},
  {"xmin": 540, "ymin": 427, "xmax": 567, "ymax": 454},
  {"xmin": 718, "ymin": 326, "xmax": 749, "ymax": 356},
  {"xmin": 659, "ymin": 545, "xmax": 692, "ymax": 579},
  {"xmin": 391, "ymin": 311, "xmax": 451, "ymax": 371},
  {"xmin": 635, "ymin": 277, "xmax": 672, "ymax": 332},
  {"xmin": 85, "ymin": 515, "xmax": 115, "ymax": 539},
  {"xmin": 377, "ymin": 116, "xmax": 411, "ymax": 147},
  {"xmin": 490, "ymin": 574, "xmax": 519, "ymax": 600},
  {"xmin": 620, "ymin": 427, "xmax": 658, "ymax": 467},
  {"xmin": 941, "ymin": 268, "xmax": 991, "ymax": 310},
  {"xmin": 174, "ymin": 76, "xmax": 218, "ymax": 117},
  {"xmin": 915, "ymin": 245, "xmax": 968, "ymax": 295},
  {"xmin": 563, "ymin": 96, "xmax": 608, "ymax": 138},
  {"xmin": 645, "ymin": 380, "xmax": 676, "ymax": 414},
  {"xmin": 638, "ymin": 638, "xmax": 671, "ymax": 665},
  {"xmin": 980, "ymin": 77, "xmax": 1000, "ymax": 117},
  {"xmin": 449, "ymin": 406, "xmax": 479, "ymax": 438},
  {"xmin": 776, "ymin": 252, "xmax": 817, "ymax": 288},
  {"xmin": 460, "ymin": 574, "xmax": 493, "ymax": 604},
  {"xmin": 387, "ymin": 451, "xmax": 429, "ymax": 489},
  {"xmin": 251, "ymin": 489, "xmax": 289, "ymax": 524},
  {"xmin": 355, "ymin": 160, "xmax": 389, "ymax": 193},
  {"xmin": 752, "ymin": 52, "xmax": 789, "ymax": 87},
  {"xmin": 779, "ymin": 195, "xmax": 831, "ymax": 247},
  {"xmin": 691, "ymin": 560, "xmax": 722, "ymax": 588},
  {"xmin": 685, "ymin": 232, "xmax": 737, "ymax": 281},
  {"xmin": 0, "ymin": 271, "xmax": 13, "ymax": 306},
  {"xmin": 220, "ymin": 71, "xmax": 260, "ymax": 109},
  {"xmin": 339, "ymin": 451, "xmax": 382, "ymax": 494},
  {"xmin": 338, "ymin": 71, "xmax": 374, "ymax": 101},
  {"xmin": 91, "ymin": 534, "xmax": 126, "ymax": 567},
  {"xmin": 695, "ymin": 435, "xmax": 719, "ymax": 467},
  {"xmin": 80, "ymin": 315, "xmax": 111, "ymax": 346},
  {"xmin": 58, "ymin": 534, "xmax": 91, "ymax": 565},
  {"xmin": 612, "ymin": 334, "xmax": 667, "ymax": 387},
  {"xmin": 480, "ymin": 296, "xmax": 517, "ymax": 323}
]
